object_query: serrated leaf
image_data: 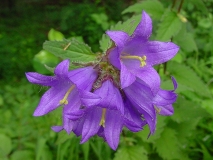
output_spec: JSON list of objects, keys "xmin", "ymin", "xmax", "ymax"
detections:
[
  {"xmin": 43, "ymin": 39, "xmax": 96, "ymax": 63},
  {"xmin": 167, "ymin": 61, "xmax": 211, "ymax": 98},
  {"xmin": 154, "ymin": 128, "xmax": 187, "ymax": 160},
  {"xmin": 172, "ymin": 97, "xmax": 208, "ymax": 123},
  {"xmin": 114, "ymin": 146, "xmax": 148, "ymax": 160},
  {"xmin": 174, "ymin": 25, "xmax": 198, "ymax": 52},
  {"xmin": 122, "ymin": 0, "xmax": 164, "ymax": 20},
  {"xmin": 156, "ymin": 11, "xmax": 182, "ymax": 41}
]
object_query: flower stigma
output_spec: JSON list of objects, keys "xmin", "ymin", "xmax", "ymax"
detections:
[
  {"xmin": 121, "ymin": 55, "xmax": 147, "ymax": 67},
  {"xmin": 154, "ymin": 106, "xmax": 161, "ymax": 114},
  {"xmin": 99, "ymin": 108, "xmax": 107, "ymax": 127},
  {"xmin": 60, "ymin": 85, "xmax": 75, "ymax": 105}
]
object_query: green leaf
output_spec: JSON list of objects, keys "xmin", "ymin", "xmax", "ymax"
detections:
[
  {"xmin": 10, "ymin": 150, "xmax": 34, "ymax": 160},
  {"xmin": 0, "ymin": 134, "xmax": 12, "ymax": 157},
  {"xmin": 36, "ymin": 138, "xmax": 53, "ymax": 160},
  {"xmin": 201, "ymin": 99, "xmax": 213, "ymax": 116},
  {"xmin": 82, "ymin": 142, "xmax": 90, "ymax": 160},
  {"xmin": 114, "ymin": 146, "xmax": 148, "ymax": 160},
  {"xmin": 33, "ymin": 50, "xmax": 59, "ymax": 74},
  {"xmin": 172, "ymin": 97, "xmax": 208, "ymax": 123},
  {"xmin": 154, "ymin": 128, "xmax": 188, "ymax": 160},
  {"xmin": 156, "ymin": 10, "xmax": 182, "ymax": 41},
  {"xmin": 122, "ymin": 0, "xmax": 164, "ymax": 20},
  {"xmin": 188, "ymin": 0, "xmax": 208, "ymax": 13},
  {"xmin": 48, "ymin": 28, "xmax": 64, "ymax": 41},
  {"xmin": 174, "ymin": 24, "xmax": 198, "ymax": 52},
  {"xmin": 43, "ymin": 39, "xmax": 96, "ymax": 63},
  {"xmin": 167, "ymin": 61, "xmax": 211, "ymax": 98}
]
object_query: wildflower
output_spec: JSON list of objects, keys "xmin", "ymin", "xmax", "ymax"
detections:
[
  {"xmin": 64, "ymin": 80, "xmax": 146, "ymax": 150},
  {"xmin": 26, "ymin": 60, "xmax": 100, "ymax": 116},
  {"xmin": 106, "ymin": 11, "xmax": 179, "ymax": 89},
  {"xmin": 124, "ymin": 77, "xmax": 178, "ymax": 134}
]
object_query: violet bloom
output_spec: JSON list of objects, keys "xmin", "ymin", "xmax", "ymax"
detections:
[
  {"xmin": 65, "ymin": 80, "xmax": 146, "ymax": 150},
  {"xmin": 25, "ymin": 60, "xmax": 100, "ymax": 117},
  {"xmin": 124, "ymin": 77, "xmax": 178, "ymax": 134},
  {"xmin": 106, "ymin": 11, "xmax": 179, "ymax": 91}
]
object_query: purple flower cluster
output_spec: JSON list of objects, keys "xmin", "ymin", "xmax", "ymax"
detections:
[{"xmin": 26, "ymin": 11, "xmax": 179, "ymax": 150}]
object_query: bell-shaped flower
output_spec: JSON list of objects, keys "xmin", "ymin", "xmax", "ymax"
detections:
[
  {"xmin": 65, "ymin": 80, "xmax": 146, "ymax": 150},
  {"xmin": 25, "ymin": 60, "xmax": 100, "ymax": 116},
  {"xmin": 106, "ymin": 11, "xmax": 179, "ymax": 90}
]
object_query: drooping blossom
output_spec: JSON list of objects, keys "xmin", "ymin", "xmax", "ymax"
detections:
[
  {"xmin": 63, "ymin": 80, "xmax": 146, "ymax": 150},
  {"xmin": 26, "ymin": 60, "xmax": 100, "ymax": 117},
  {"xmin": 124, "ymin": 77, "xmax": 178, "ymax": 134},
  {"xmin": 106, "ymin": 11, "xmax": 179, "ymax": 90}
]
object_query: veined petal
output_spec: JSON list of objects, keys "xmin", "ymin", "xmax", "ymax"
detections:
[
  {"xmin": 106, "ymin": 31, "xmax": 130, "ymax": 52},
  {"xmin": 144, "ymin": 41, "xmax": 179, "ymax": 66},
  {"xmin": 153, "ymin": 77, "xmax": 178, "ymax": 106},
  {"xmin": 153, "ymin": 89, "xmax": 177, "ymax": 106},
  {"xmin": 54, "ymin": 59, "xmax": 70, "ymax": 77},
  {"xmin": 133, "ymin": 11, "xmax": 152, "ymax": 39},
  {"xmin": 108, "ymin": 48, "xmax": 121, "ymax": 69},
  {"xmin": 33, "ymin": 85, "xmax": 68, "ymax": 116},
  {"xmin": 79, "ymin": 90, "xmax": 101, "ymax": 107},
  {"xmin": 124, "ymin": 99, "xmax": 146, "ymax": 132},
  {"xmin": 25, "ymin": 72, "xmax": 56, "ymax": 86},
  {"xmin": 132, "ymin": 67, "xmax": 160, "ymax": 95},
  {"xmin": 65, "ymin": 110, "xmax": 85, "ymax": 121},
  {"xmin": 63, "ymin": 114, "xmax": 74, "ymax": 134},
  {"xmin": 104, "ymin": 110, "xmax": 122, "ymax": 150},
  {"xmin": 94, "ymin": 80, "xmax": 124, "ymax": 114},
  {"xmin": 68, "ymin": 67, "xmax": 98, "ymax": 91},
  {"xmin": 120, "ymin": 62, "xmax": 136, "ymax": 89},
  {"xmin": 156, "ymin": 104, "xmax": 174, "ymax": 116},
  {"xmin": 73, "ymin": 118, "xmax": 85, "ymax": 137},
  {"xmin": 81, "ymin": 107, "xmax": 102, "ymax": 143},
  {"xmin": 124, "ymin": 79, "xmax": 155, "ymax": 119},
  {"xmin": 143, "ymin": 111, "xmax": 156, "ymax": 135}
]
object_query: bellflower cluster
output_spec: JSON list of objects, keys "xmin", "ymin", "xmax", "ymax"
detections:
[{"xmin": 26, "ymin": 11, "xmax": 179, "ymax": 150}]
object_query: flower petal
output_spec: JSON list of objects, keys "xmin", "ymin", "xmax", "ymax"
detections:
[
  {"xmin": 33, "ymin": 85, "xmax": 68, "ymax": 116},
  {"xmin": 156, "ymin": 104, "xmax": 174, "ymax": 116},
  {"xmin": 25, "ymin": 72, "xmax": 56, "ymax": 86},
  {"xmin": 153, "ymin": 89, "xmax": 177, "ymax": 106},
  {"xmin": 143, "ymin": 111, "xmax": 156, "ymax": 135},
  {"xmin": 79, "ymin": 90, "xmax": 101, "ymax": 107},
  {"xmin": 108, "ymin": 48, "xmax": 121, "ymax": 69},
  {"xmin": 144, "ymin": 41, "xmax": 179, "ymax": 66},
  {"xmin": 124, "ymin": 79, "xmax": 155, "ymax": 119},
  {"xmin": 124, "ymin": 99, "xmax": 146, "ymax": 132},
  {"xmin": 104, "ymin": 110, "xmax": 123, "ymax": 150},
  {"xmin": 51, "ymin": 126, "xmax": 63, "ymax": 132},
  {"xmin": 54, "ymin": 60, "xmax": 70, "ymax": 77},
  {"xmin": 81, "ymin": 107, "xmax": 102, "ymax": 143},
  {"xmin": 132, "ymin": 67, "xmax": 160, "ymax": 95},
  {"xmin": 120, "ymin": 62, "xmax": 136, "ymax": 89},
  {"xmin": 133, "ymin": 11, "xmax": 152, "ymax": 39},
  {"xmin": 68, "ymin": 67, "xmax": 98, "ymax": 91},
  {"xmin": 106, "ymin": 31, "xmax": 130, "ymax": 52},
  {"xmin": 94, "ymin": 80, "xmax": 124, "ymax": 114}
]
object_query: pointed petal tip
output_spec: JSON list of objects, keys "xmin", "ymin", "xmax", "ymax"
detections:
[
  {"xmin": 51, "ymin": 126, "xmax": 63, "ymax": 132},
  {"xmin": 171, "ymin": 76, "xmax": 178, "ymax": 90}
]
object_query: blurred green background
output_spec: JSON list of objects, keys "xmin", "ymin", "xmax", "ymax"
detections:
[{"xmin": 1, "ymin": 0, "xmax": 213, "ymax": 160}]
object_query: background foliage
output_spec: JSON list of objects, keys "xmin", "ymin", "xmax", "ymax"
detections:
[{"xmin": 1, "ymin": 0, "xmax": 213, "ymax": 159}]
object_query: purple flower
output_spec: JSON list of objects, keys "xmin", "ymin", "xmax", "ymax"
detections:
[
  {"xmin": 26, "ymin": 60, "xmax": 100, "ymax": 117},
  {"xmin": 106, "ymin": 11, "xmax": 179, "ymax": 90},
  {"xmin": 124, "ymin": 77, "xmax": 178, "ymax": 134},
  {"xmin": 64, "ymin": 80, "xmax": 146, "ymax": 150}
]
